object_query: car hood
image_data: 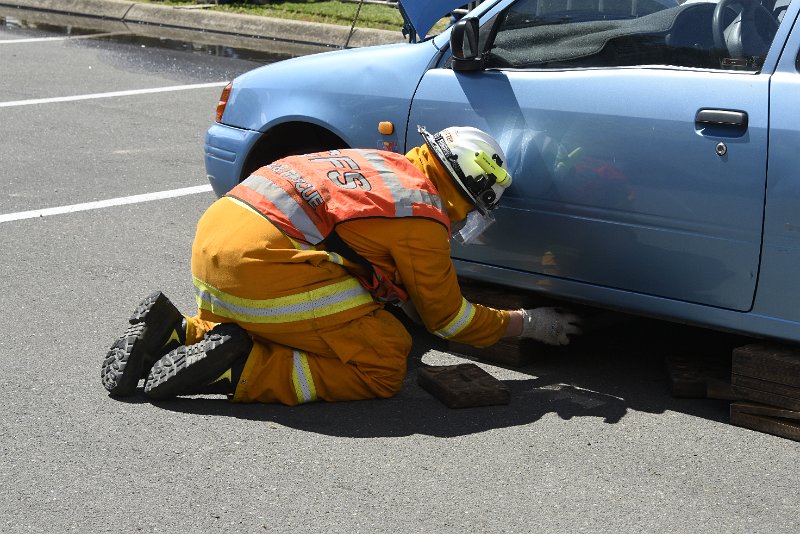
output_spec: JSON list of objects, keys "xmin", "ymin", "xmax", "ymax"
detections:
[{"xmin": 399, "ymin": 0, "xmax": 472, "ymax": 42}]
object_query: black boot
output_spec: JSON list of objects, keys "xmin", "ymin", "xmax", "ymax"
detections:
[
  {"xmin": 143, "ymin": 323, "xmax": 252, "ymax": 400},
  {"xmin": 185, "ymin": 358, "xmax": 247, "ymax": 396},
  {"xmin": 101, "ymin": 291, "xmax": 186, "ymax": 396}
]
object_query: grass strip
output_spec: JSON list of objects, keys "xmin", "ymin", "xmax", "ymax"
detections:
[{"xmin": 147, "ymin": 0, "xmax": 412, "ymax": 31}]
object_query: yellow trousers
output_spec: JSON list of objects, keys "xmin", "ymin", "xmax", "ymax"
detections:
[{"xmin": 186, "ymin": 197, "xmax": 412, "ymax": 405}]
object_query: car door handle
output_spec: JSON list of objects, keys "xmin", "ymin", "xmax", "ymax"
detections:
[{"xmin": 695, "ymin": 109, "xmax": 748, "ymax": 128}]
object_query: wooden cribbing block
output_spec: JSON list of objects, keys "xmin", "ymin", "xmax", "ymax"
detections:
[
  {"xmin": 666, "ymin": 355, "xmax": 711, "ymax": 398},
  {"xmin": 665, "ymin": 354, "xmax": 736, "ymax": 399},
  {"xmin": 417, "ymin": 363, "xmax": 510, "ymax": 408},
  {"xmin": 452, "ymin": 278, "xmax": 561, "ymax": 367},
  {"xmin": 730, "ymin": 401, "xmax": 800, "ymax": 421},
  {"xmin": 730, "ymin": 402, "xmax": 800, "ymax": 442},
  {"xmin": 732, "ymin": 343, "xmax": 800, "ymax": 410},
  {"xmin": 451, "ymin": 278, "xmax": 628, "ymax": 367},
  {"xmin": 448, "ymin": 337, "xmax": 545, "ymax": 368},
  {"xmin": 457, "ymin": 278, "xmax": 542, "ymax": 310}
]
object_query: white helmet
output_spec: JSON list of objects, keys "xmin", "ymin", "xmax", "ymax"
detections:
[{"xmin": 418, "ymin": 125, "xmax": 512, "ymax": 214}]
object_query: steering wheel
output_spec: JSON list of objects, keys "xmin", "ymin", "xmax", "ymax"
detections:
[{"xmin": 712, "ymin": 0, "xmax": 779, "ymax": 58}]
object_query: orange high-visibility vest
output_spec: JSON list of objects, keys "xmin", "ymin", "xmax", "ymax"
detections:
[
  {"xmin": 227, "ymin": 149, "xmax": 450, "ymax": 303},
  {"xmin": 227, "ymin": 149, "xmax": 450, "ymax": 245}
]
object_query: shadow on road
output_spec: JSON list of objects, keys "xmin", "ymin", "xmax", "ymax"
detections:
[{"xmin": 143, "ymin": 310, "xmax": 750, "ymax": 438}]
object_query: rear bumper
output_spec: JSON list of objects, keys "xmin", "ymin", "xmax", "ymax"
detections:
[{"xmin": 204, "ymin": 122, "xmax": 262, "ymax": 197}]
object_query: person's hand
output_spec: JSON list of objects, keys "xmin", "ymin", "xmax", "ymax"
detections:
[{"xmin": 519, "ymin": 307, "xmax": 582, "ymax": 345}]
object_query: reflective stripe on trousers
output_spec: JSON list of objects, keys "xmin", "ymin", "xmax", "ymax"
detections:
[
  {"xmin": 193, "ymin": 275, "xmax": 374, "ymax": 324},
  {"xmin": 291, "ymin": 350, "xmax": 317, "ymax": 404}
]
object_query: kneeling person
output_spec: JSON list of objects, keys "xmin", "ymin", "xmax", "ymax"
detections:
[{"xmin": 101, "ymin": 126, "xmax": 581, "ymax": 404}]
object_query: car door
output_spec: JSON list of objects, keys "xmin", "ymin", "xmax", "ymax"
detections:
[{"xmin": 407, "ymin": 0, "xmax": 787, "ymax": 311}]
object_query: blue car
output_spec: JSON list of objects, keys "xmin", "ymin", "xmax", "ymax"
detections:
[{"xmin": 205, "ymin": 0, "xmax": 800, "ymax": 343}]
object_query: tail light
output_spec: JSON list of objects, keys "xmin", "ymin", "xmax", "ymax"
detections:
[{"xmin": 215, "ymin": 82, "xmax": 232, "ymax": 123}]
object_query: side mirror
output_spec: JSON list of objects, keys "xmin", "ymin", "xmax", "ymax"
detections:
[{"xmin": 451, "ymin": 17, "xmax": 482, "ymax": 72}]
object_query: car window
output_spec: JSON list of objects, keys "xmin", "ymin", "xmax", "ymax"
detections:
[{"xmin": 484, "ymin": 0, "xmax": 788, "ymax": 72}]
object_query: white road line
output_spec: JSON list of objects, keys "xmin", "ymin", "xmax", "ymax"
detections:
[
  {"xmin": 0, "ymin": 81, "xmax": 228, "ymax": 108},
  {"xmin": 0, "ymin": 32, "xmax": 132, "ymax": 44},
  {"xmin": 0, "ymin": 184, "xmax": 213, "ymax": 223}
]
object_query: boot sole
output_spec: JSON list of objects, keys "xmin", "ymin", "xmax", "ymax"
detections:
[
  {"xmin": 144, "ymin": 324, "xmax": 252, "ymax": 400},
  {"xmin": 101, "ymin": 291, "xmax": 183, "ymax": 396}
]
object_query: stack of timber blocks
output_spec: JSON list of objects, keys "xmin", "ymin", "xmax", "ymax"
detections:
[{"xmin": 730, "ymin": 343, "xmax": 800, "ymax": 442}]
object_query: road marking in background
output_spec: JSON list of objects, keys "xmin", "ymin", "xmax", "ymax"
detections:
[
  {"xmin": 0, "ymin": 31, "xmax": 132, "ymax": 44},
  {"xmin": 0, "ymin": 81, "xmax": 228, "ymax": 108},
  {"xmin": 0, "ymin": 185, "xmax": 213, "ymax": 223}
]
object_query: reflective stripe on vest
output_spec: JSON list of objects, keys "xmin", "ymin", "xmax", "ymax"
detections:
[
  {"xmin": 360, "ymin": 151, "xmax": 445, "ymax": 220},
  {"xmin": 233, "ymin": 171, "xmax": 326, "ymax": 244},
  {"xmin": 230, "ymin": 196, "xmax": 349, "ymax": 268},
  {"xmin": 226, "ymin": 149, "xmax": 449, "ymax": 245},
  {"xmin": 193, "ymin": 276, "xmax": 373, "ymax": 324},
  {"xmin": 433, "ymin": 297, "xmax": 476, "ymax": 339},
  {"xmin": 292, "ymin": 350, "xmax": 317, "ymax": 404}
]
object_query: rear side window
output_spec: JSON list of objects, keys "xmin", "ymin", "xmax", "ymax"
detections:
[{"xmin": 484, "ymin": 0, "xmax": 787, "ymax": 72}]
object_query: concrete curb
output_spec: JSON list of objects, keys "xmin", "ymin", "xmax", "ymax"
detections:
[{"xmin": 1, "ymin": 0, "xmax": 406, "ymax": 51}]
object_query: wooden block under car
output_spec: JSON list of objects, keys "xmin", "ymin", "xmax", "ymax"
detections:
[
  {"xmin": 732, "ymin": 343, "xmax": 800, "ymax": 410},
  {"xmin": 665, "ymin": 354, "xmax": 737, "ymax": 400},
  {"xmin": 450, "ymin": 277, "xmax": 633, "ymax": 367},
  {"xmin": 665, "ymin": 354, "xmax": 710, "ymax": 398},
  {"xmin": 417, "ymin": 363, "xmax": 510, "ymax": 408},
  {"xmin": 448, "ymin": 337, "xmax": 543, "ymax": 368},
  {"xmin": 457, "ymin": 278, "xmax": 536, "ymax": 310},
  {"xmin": 730, "ymin": 401, "xmax": 800, "ymax": 421},
  {"xmin": 451, "ymin": 278, "xmax": 563, "ymax": 367},
  {"xmin": 730, "ymin": 402, "xmax": 800, "ymax": 442}
]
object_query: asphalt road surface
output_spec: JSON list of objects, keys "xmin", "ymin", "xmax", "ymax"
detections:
[{"xmin": 0, "ymin": 13, "xmax": 797, "ymax": 533}]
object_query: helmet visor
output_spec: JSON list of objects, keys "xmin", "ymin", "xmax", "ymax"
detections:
[{"xmin": 452, "ymin": 209, "xmax": 495, "ymax": 245}]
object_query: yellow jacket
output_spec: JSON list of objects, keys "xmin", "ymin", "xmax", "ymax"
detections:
[{"xmin": 334, "ymin": 145, "xmax": 509, "ymax": 347}]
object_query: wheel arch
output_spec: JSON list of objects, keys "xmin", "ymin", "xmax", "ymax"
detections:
[{"xmin": 240, "ymin": 122, "xmax": 348, "ymax": 181}]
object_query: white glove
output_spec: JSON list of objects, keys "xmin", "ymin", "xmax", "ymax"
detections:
[{"xmin": 519, "ymin": 307, "xmax": 582, "ymax": 346}]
